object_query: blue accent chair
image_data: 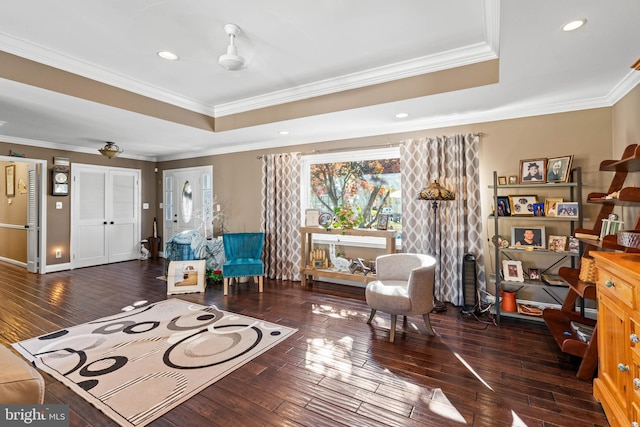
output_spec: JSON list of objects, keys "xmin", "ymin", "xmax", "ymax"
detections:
[{"xmin": 222, "ymin": 232, "xmax": 265, "ymax": 295}]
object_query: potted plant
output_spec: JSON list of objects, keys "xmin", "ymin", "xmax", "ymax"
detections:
[{"xmin": 206, "ymin": 269, "xmax": 223, "ymax": 285}]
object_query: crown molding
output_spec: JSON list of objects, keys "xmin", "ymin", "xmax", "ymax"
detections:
[
  {"xmin": 0, "ymin": 134, "xmax": 157, "ymax": 162},
  {"xmin": 0, "ymin": 0, "xmax": 500, "ymax": 119}
]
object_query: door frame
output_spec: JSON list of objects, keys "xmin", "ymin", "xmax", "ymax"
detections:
[{"xmin": 0, "ymin": 156, "xmax": 47, "ymax": 274}]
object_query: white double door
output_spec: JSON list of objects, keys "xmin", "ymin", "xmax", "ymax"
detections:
[{"xmin": 72, "ymin": 164, "xmax": 140, "ymax": 268}]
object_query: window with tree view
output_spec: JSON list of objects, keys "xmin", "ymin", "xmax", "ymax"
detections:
[{"xmin": 303, "ymin": 148, "xmax": 401, "ymax": 235}]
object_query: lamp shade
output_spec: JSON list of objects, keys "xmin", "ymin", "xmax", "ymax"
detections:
[
  {"xmin": 417, "ymin": 180, "xmax": 455, "ymax": 201},
  {"xmin": 99, "ymin": 141, "xmax": 123, "ymax": 159}
]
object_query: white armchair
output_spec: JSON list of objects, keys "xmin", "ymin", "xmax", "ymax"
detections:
[{"xmin": 365, "ymin": 253, "xmax": 437, "ymax": 342}]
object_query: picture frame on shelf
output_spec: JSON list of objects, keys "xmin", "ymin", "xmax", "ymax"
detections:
[
  {"xmin": 502, "ymin": 260, "xmax": 524, "ymax": 282},
  {"xmin": 519, "ymin": 158, "xmax": 547, "ymax": 184},
  {"xmin": 509, "ymin": 195, "xmax": 538, "ymax": 216},
  {"xmin": 544, "ymin": 197, "xmax": 563, "ymax": 216},
  {"xmin": 508, "ymin": 175, "xmax": 518, "ymax": 185},
  {"xmin": 533, "ymin": 202, "xmax": 545, "ymax": 216},
  {"xmin": 511, "ymin": 226, "xmax": 546, "ymax": 249},
  {"xmin": 167, "ymin": 260, "xmax": 206, "ymax": 295},
  {"xmin": 548, "ymin": 235, "xmax": 567, "ymax": 252},
  {"xmin": 318, "ymin": 212, "xmax": 333, "ymax": 227},
  {"xmin": 496, "ymin": 196, "xmax": 511, "ymax": 216},
  {"xmin": 305, "ymin": 209, "xmax": 320, "ymax": 226},
  {"xmin": 377, "ymin": 214, "xmax": 389, "ymax": 230},
  {"xmin": 498, "ymin": 176, "xmax": 507, "ymax": 185},
  {"xmin": 528, "ymin": 268, "xmax": 541, "ymax": 280},
  {"xmin": 568, "ymin": 236, "xmax": 580, "ymax": 253},
  {"xmin": 556, "ymin": 202, "xmax": 579, "ymax": 218},
  {"xmin": 546, "ymin": 155, "xmax": 573, "ymax": 183}
]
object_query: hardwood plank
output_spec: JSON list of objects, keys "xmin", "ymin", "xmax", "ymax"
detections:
[{"xmin": 0, "ymin": 259, "xmax": 610, "ymax": 426}]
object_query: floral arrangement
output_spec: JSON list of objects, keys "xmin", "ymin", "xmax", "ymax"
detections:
[
  {"xmin": 331, "ymin": 203, "xmax": 363, "ymax": 229},
  {"xmin": 206, "ymin": 269, "xmax": 223, "ymax": 283}
]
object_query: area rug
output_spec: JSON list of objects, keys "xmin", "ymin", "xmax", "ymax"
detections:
[{"xmin": 12, "ymin": 298, "xmax": 297, "ymax": 427}]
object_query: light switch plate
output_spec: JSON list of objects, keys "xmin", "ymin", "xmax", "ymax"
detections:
[
  {"xmin": 56, "ymin": 202, "xmax": 62, "ymax": 209},
  {"xmin": 143, "ymin": 203, "xmax": 149, "ymax": 209}
]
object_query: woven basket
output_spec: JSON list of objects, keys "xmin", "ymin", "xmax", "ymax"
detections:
[
  {"xmin": 618, "ymin": 230, "xmax": 640, "ymax": 249},
  {"xmin": 579, "ymin": 257, "xmax": 597, "ymax": 284}
]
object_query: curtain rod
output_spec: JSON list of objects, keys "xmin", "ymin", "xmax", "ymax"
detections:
[{"xmin": 256, "ymin": 132, "xmax": 485, "ymax": 159}]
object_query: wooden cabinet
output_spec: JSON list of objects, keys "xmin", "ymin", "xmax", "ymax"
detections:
[
  {"xmin": 299, "ymin": 226, "xmax": 397, "ymax": 286},
  {"xmin": 593, "ymin": 252, "xmax": 640, "ymax": 427}
]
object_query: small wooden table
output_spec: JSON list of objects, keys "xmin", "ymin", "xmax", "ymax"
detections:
[{"xmin": 299, "ymin": 227, "xmax": 397, "ymax": 286}]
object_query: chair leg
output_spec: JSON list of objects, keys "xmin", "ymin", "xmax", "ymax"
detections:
[
  {"xmin": 367, "ymin": 309, "xmax": 376, "ymax": 324},
  {"xmin": 389, "ymin": 314, "xmax": 397, "ymax": 343},
  {"xmin": 258, "ymin": 276, "xmax": 263, "ymax": 293},
  {"xmin": 422, "ymin": 313, "xmax": 435, "ymax": 336},
  {"xmin": 223, "ymin": 278, "xmax": 229, "ymax": 296}
]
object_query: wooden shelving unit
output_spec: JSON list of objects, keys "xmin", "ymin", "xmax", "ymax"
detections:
[
  {"xmin": 299, "ymin": 226, "xmax": 397, "ymax": 286},
  {"xmin": 490, "ymin": 168, "xmax": 583, "ymax": 325},
  {"xmin": 543, "ymin": 144, "xmax": 640, "ymax": 380}
]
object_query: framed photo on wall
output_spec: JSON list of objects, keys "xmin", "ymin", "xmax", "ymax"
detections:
[
  {"xmin": 509, "ymin": 195, "xmax": 538, "ymax": 216},
  {"xmin": 519, "ymin": 158, "xmax": 547, "ymax": 183},
  {"xmin": 498, "ymin": 176, "xmax": 507, "ymax": 185},
  {"xmin": 5, "ymin": 164, "xmax": 15, "ymax": 197},
  {"xmin": 508, "ymin": 175, "xmax": 518, "ymax": 185},
  {"xmin": 167, "ymin": 260, "xmax": 206, "ymax": 295},
  {"xmin": 546, "ymin": 155, "xmax": 573, "ymax": 183}
]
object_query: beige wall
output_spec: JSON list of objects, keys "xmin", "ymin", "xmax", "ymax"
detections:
[{"xmin": 1, "ymin": 84, "xmax": 638, "ymax": 274}]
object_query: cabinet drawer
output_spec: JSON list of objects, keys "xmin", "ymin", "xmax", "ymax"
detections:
[{"xmin": 598, "ymin": 266, "xmax": 636, "ymax": 310}]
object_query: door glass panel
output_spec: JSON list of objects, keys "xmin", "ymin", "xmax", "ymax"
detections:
[{"xmin": 181, "ymin": 181, "xmax": 193, "ymax": 223}]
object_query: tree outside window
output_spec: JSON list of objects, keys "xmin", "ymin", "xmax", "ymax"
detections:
[{"xmin": 307, "ymin": 158, "xmax": 401, "ymax": 231}]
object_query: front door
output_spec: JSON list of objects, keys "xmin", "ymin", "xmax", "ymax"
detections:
[{"xmin": 163, "ymin": 166, "xmax": 212, "ymax": 246}]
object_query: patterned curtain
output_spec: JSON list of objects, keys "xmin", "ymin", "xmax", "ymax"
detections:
[
  {"xmin": 400, "ymin": 134, "xmax": 485, "ymax": 306},
  {"xmin": 260, "ymin": 153, "xmax": 302, "ymax": 281}
]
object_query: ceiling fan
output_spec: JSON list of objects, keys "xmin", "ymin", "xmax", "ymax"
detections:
[{"xmin": 218, "ymin": 23, "xmax": 246, "ymax": 71}]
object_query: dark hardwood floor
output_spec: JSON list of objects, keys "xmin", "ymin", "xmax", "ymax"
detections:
[{"xmin": 0, "ymin": 259, "xmax": 608, "ymax": 427}]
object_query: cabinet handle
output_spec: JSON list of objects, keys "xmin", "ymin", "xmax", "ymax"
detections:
[
  {"xmin": 632, "ymin": 422, "xmax": 639, "ymax": 427},
  {"xmin": 618, "ymin": 363, "xmax": 630, "ymax": 372},
  {"xmin": 605, "ymin": 279, "xmax": 615, "ymax": 288},
  {"xmin": 632, "ymin": 334, "xmax": 640, "ymax": 344},
  {"xmin": 634, "ymin": 378, "xmax": 640, "ymax": 389}
]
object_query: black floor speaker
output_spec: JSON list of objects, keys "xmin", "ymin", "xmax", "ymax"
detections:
[{"xmin": 461, "ymin": 253, "xmax": 478, "ymax": 312}]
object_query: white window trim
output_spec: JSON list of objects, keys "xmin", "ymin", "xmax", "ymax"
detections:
[{"xmin": 300, "ymin": 146, "xmax": 402, "ymax": 249}]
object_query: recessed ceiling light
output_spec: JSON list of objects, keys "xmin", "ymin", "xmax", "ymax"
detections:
[
  {"xmin": 562, "ymin": 19, "xmax": 586, "ymax": 32},
  {"xmin": 278, "ymin": 130, "xmax": 290, "ymax": 135},
  {"xmin": 395, "ymin": 113, "xmax": 409, "ymax": 118},
  {"xmin": 157, "ymin": 51, "xmax": 179, "ymax": 61}
]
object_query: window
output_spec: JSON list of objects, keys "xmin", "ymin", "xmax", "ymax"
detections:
[{"xmin": 301, "ymin": 147, "xmax": 401, "ymax": 247}]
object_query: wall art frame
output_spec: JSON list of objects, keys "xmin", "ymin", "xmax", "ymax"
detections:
[{"xmin": 167, "ymin": 260, "xmax": 206, "ymax": 295}]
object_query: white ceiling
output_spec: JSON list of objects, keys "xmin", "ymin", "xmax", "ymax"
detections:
[{"xmin": 0, "ymin": 0, "xmax": 638, "ymax": 161}]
